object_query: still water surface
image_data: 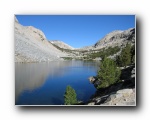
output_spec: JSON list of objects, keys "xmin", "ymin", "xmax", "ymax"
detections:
[{"xmin": 15, "ymin": 61, "xmax": 99, "ymax": 105}]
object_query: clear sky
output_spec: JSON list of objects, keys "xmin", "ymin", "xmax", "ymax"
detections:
[{"xmin": 16, "ymin": 15, "xmax": 135, "ymax": 48}]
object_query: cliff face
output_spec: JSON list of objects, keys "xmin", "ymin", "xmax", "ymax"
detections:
[{"xmin": 15, "ymin": 17, "xmax": 68, "ymax": 62}]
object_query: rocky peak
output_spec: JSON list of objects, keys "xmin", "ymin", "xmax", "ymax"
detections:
[
  {"xmin": 25, "ymin": 26, "xmax": 46, "ymax": 41},
  {"xmin": 15, "ymin": 16, "xmax": 46, "ymax": 42},
  {"xmin": 94, "ymin": 28, "xmax": 135, "ymax": 49},
  {"xmin": 15, "ymin": 16, "xmax": 68, "ymax": 62}
]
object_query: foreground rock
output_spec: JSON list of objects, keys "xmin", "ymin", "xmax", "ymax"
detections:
[
  {"xmin": 15, "ymin": 17, "xmax": 68, "ymax": 62},
  {"xmin": 88, "ymin": 76, "xmax": 96, "ymax": 83},
  {"xmin": 88, "ymin": 88, "xmax": 135, "ymax": 106}
]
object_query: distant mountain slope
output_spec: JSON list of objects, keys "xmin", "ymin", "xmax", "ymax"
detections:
[
  {"xmin": 79, "ymin": 28, "xmax": 135, "ymax": 50},
  {"xmin": 15, "ymin": 16, "xmax": 135, "ymax": 62},
  {"xmin": 15, "ymin": 17, "xmax": 67, "ymax": 62},
  {"xmin": 94, "ymin": 28, "xmax": 135, "ymax": 49},
  {"xmin": 50, "ymin": 40, "xmax": 74, "ymax": 50}
]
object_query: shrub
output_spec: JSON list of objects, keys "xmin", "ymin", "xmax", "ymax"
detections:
[
  {"xmin": 64, "ymin": 85, "xmax": 77, "ymax": 105},
  {"xmin": 97, "ymin": 57, "xmax": 121, "ymax": 89}
]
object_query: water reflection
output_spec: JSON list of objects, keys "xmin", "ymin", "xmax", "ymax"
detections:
[
  {"xmin": 15, "ymin": 61, "xmax": 99, "ymax": 105},
  {"xmin": 15, "ymin": 61, "xmax": 73, "ymax": 98}
]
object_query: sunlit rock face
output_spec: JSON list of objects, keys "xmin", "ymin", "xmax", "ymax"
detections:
[{"xmin": 15, "ymin": 17, "xmax": 68, "ymax": 62}]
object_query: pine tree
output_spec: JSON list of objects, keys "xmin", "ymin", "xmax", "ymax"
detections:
[
  {"xmin": 120, "ymin": 43, "xmax": 132, "ymax": 67},
  {"xmin": 97, "ymin": 57, "xmax": 121, "ymax": 89},
  {"xmin": 116, "ymin": 43, "xmax": 135, "ymax": 67},
  {"xmin": 64, "ymin": 85, "xmax": 77, "ymax": 105}
]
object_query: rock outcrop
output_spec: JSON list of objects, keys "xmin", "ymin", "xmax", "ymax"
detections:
[
  {"xmin": 15, "ymin": 17, "xmax": 68, "ymax": 62},
  {"xmin": 102, "ymin": 88, "xmax": 135, "ymax": 105},
  {"xmin": 88, "ymin": 88, "xmax": 135, "ymax": 106}
]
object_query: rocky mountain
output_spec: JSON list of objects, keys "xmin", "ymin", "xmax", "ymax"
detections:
[
  {"xmin": 80, "ymin": 28, "xmax": 135, "ymax": 50},
  {"xmin": 94, "ymin": 28, "xmax": 135, "ymax": 49},
  {"xmin": 50, "ymin": 40, "xmax": 74, "ymax": 50},
  {"xmin": 15, "ymin": 16, "xmax": 135, "ymax": 63},
  {"xmin": 15, "ymin": 17, "xmax": 68, "ymax": 62}
]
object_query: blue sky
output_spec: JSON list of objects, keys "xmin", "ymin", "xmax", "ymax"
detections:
[{"xmin": 16, "ymin": 15, "xmax": 135, "ymax": 48}]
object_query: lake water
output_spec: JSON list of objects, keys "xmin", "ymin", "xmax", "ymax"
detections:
[{"xmin": 15, "ymin": 61, "xmax": 99, "ymax": 105}]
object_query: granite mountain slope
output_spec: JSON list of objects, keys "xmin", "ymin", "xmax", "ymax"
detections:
[
  {"xmin": 94, "ymin": 28, "xmax": 135, "ymax": 49},
  {"xmin": 80, "ymin": 28, "xmax": 135, "ymax": 50},
  {"xmin": 15, "ymin": 16, "xmax": 135, "ymax": 62},
  {"xmin": 15, "ymin": 17, "xmax": 68, "ymax": 62}
]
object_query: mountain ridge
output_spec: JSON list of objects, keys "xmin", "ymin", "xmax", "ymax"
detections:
[
  {"xmin": 15, "ymin": 17, "xmax": 68, "ymax": 62},
  {"xmin": 15, "ymin": 16, "xmax": 135, "ymax": 62},
  {"xmin": 94, "ymin": 28, "xmax": 135, "ymax": 49},
  {"xmin": 80, "ymin": 28, "xmax": 135, "ymax": 50}
]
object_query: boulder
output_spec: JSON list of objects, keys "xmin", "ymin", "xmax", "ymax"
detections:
[
  {"xmin": 100, "ymin": 88, "xmax": 135, "ymax": 106},
  {"xmin": 88, "ymin": 76, "xmax": 96, "ymax": 83}
]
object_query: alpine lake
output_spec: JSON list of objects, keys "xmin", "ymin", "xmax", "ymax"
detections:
[{"xmin": 15, "ymin": 60, "xmax": 100, "ymax": 105}]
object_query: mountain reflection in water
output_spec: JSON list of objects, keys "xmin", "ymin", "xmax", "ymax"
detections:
[{"xmin": 15, "ymin": 61, "xmax": 99, "ymax": 105}]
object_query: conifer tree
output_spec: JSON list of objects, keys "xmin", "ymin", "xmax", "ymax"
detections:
[
  {"xmin": 64, "ymin": 85, "xmax": 77, "ymax": 105},
  {"xmin": 120, "ymin": 43, "xmax": 132, "ymax": 67},
  {"xmin": 97, "ymin": 57, "xmax": 121, "ymax": 89}
]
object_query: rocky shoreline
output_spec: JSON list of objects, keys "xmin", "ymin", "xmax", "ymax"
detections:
[
  {"xmin": 87, "ymin": 88, "xmax": 135, "ymax": 106},
  {"xmin": 87, "ymin": 65, "xmax": 135, "ymax": 106}
]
